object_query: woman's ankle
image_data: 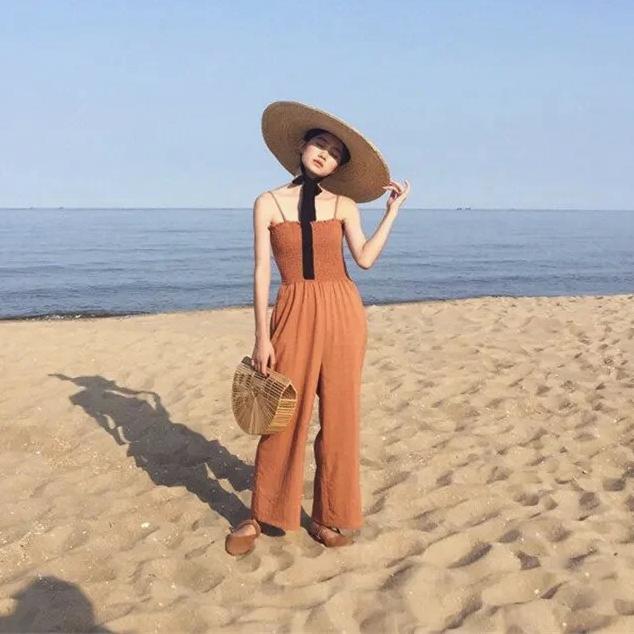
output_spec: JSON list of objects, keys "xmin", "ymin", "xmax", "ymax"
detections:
[{"xmin": 311, "ymin": 518, "xmax": 339, "ymax": 532}]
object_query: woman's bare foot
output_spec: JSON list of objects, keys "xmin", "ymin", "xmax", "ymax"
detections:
[
  {"xmin": 315, "ymin": 523, "xmax": 339, "ymax": 539},
  {"xmin": 225, "ymin": 519, "xmax": 261, "ymax": 556},
  {"xmin": 308, "ymin": 519, "xmax": 353, "ymax": 547},
  {"xmin": 231, "ymin": 523, "xmax": 257, "ymax": 537}
]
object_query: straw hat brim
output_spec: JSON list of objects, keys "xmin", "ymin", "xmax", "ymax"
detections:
[{"xmin": 261, "ymin": 100, "xmax": 390, "ymax": 203}]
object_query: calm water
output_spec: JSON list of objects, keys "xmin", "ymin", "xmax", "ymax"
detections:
[{"xmin": 1, "ymin": 208, "xmax": 633, "ymax": 320}]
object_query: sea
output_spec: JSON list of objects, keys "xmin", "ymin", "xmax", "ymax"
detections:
[{"xmin": 1, "ymin": 208, "xmax": 632, "ymax": 320}]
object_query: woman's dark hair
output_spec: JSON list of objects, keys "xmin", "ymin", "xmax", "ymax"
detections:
[{"xmin": 303, "ymin": 128, "xmax": 351, "ymax": 166}]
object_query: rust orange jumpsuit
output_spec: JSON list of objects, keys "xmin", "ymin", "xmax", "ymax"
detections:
[{"xmin": 250, "ymin": 190, "xmax": 368, "ymax": 531}]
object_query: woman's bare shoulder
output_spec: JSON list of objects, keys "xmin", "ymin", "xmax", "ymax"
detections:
[
  {"xmin": 336, "ymin": 193, "xmax": 357, "ymax": 206},
  {"xmin": 335, "ymin": 194, "xmax": 360, "ymax": 224},
  {"xmin": 254, "ymin": 183, "xmax": 293, "ymax": 203},
  {"xmin": 336, "ymin": 194, "xmax": 358, "ymax": 211}
]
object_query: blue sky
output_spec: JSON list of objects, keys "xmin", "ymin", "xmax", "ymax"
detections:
[{"xmin": 1, "ymin": 0, "xmax": 632, "ymax": 209}]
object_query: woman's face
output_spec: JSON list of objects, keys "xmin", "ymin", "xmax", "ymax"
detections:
[{"xmin": 300, "ymin": 131, "xmax": 346, "ymax": 178}]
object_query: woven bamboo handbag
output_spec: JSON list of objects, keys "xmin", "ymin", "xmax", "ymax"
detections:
[{"xmin": 231, "ymin": 356, "xmax": 297, "ymax": 435}]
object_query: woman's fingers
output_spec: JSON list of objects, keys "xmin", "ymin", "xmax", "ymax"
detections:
[
  {"xmin": 383, "ymin": 179, "xmax": 410, "ymax": 200},
  {"xmin": 396, "ymin": 180, "xmax": 409, "ymax": 196},
  {"xmin": 383, "ymin": 181, "xmax": 407, "ymax": 194}
]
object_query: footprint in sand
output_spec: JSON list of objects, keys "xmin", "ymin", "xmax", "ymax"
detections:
[
  {"xmin": 421, "ymin": 533, "xmax": 491, "ymax": 568},
  {"xmin": 482, "ymin": 569, "xmax": 561, "ymax": 605},
  {"xmin": 602, "ymin": 477, "xmax": 625, "ymax": 492},
  {"xmin": 515, "ymin": 550, "xmax": 541, "ymax": 569},
  {"xmin": 498, "ymin": 528, "xmax": 521, "ymax": 543},
  {"xmin": 513, "ymin": 491, "xmax": 540, "ymax": 507},
  {"xmin": 614, "ymin": 599, "xmax": 634, "ymax": 616}
]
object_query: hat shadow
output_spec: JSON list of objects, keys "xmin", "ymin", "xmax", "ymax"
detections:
[
  {"xmin": 50, "ymin": 373, "xmax": 264, "ymax": 530},
  {"xmin": 0, "ymin": 575, "xmax": 113, "ymax": 633}
]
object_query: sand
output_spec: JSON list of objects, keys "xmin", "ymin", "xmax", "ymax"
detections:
[{"xmin": 1, "ymin": 293, "xmax": 633, "ymax": 633}]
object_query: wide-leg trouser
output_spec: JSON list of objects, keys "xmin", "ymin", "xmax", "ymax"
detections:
[{"xmin": 250, "ymin": 278, "xmax": 368, "ymax": 531}]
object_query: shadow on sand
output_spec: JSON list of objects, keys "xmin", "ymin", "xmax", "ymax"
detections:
[
  {"xmin": 0, "ymin": 576, "xmax": 113, "ymax": 633},
  {"xmin": 50, "ymin": 373, "xmax": 292, "ymax": 532}
]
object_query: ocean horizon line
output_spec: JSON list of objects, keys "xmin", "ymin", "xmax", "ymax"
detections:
[{"xmin": 2, "ymin": 291, "xmax": 633, "ymax": 323}]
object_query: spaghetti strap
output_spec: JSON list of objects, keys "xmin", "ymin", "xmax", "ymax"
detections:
[
  {"xmin": 268, "ymin": 190, "xmax": 287, "ymax": 221},
  {"xmin": 333, "ymin": 195, "xmax": 340, "ymax": 220}
]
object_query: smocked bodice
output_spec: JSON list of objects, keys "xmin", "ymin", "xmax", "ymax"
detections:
[{"xmin": 269, "ymin": 218, "xmax": 352, "ymax": 284}]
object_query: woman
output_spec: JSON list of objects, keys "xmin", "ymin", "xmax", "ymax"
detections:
[{"xmin": 226, "ymin": 101, "xmax": 410, "ymax": 556}]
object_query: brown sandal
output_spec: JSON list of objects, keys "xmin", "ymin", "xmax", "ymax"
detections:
[
  {"xmin": 308, "ymin": 519, "xmax": 354, "ymax": 548},
  {"xmin": 225, "ymin": 518, "xmax": 261, "ymax": 556}
]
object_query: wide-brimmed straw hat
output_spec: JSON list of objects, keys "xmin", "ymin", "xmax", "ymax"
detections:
[{"xmin": 261, "ymin": 100, "xmax": 390, "ymax": 203}]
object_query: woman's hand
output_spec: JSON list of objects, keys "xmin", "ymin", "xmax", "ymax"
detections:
[
  {"xmin": 383, "ymin": 179, "xmax": 410, "ymax": 211},
  {"xmin": 251, "ymin": 337, "xmax": 276, "ymax": 377}
]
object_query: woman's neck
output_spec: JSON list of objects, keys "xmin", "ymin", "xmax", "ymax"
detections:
[
  {"xmin": 302, "ymin": 166, "xmax": 320, "ymax": 180},
  {"xmin": 291, "ymin": 168, "xmax": 323, "ymax": 190}
]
